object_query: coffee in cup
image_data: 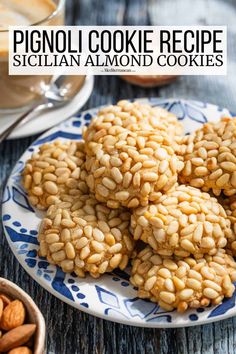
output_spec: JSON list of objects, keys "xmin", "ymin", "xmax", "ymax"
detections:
[{"xmin": 0, "ymin": 0, "xmax": 65, "ymax": 111}]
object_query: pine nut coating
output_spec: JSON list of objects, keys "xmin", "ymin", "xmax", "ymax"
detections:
[
  {"xmin": 222, "ymin": 195, "xmax": 236, "ymax": 256},
  {"xmin": 22, "ymin": 140, "xmax": 88, "ymax": 210},
  {"xmin": 38, "ymin": 194, "xmax": 134, "ymax": 278},
  {"xmin": 130, "ymin": 246, "xmax": 236, "ymax": 312},
  {"xmin": 131, "ymin": 185, "xmax": 233, "ymax": 257},
  {"xmin": 179, "ymin": 117, "xmax": 236, "ymax": 196},
  {"xmin": 83, "ymin": 100, "xmax": 184, "ymax": 208}
]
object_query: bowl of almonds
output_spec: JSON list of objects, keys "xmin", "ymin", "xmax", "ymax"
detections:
[{"xmin": 0, "ymin": 278, "xmax": 45, "ymax": 354}]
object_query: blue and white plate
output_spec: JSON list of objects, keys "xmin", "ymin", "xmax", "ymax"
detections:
[{"xmin": 2, "ymin": 98, "xmax": 236, "ymax": 328}]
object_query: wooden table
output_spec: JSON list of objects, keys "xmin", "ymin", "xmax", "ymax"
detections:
[{"xmin": 1, "ymin": 0, "xmax": 236, "ymax": 353}]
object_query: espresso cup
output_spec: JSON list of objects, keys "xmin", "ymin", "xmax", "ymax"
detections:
[{"xmin": 0, "ymin": 0, "xmax": 65, "ymax": 111}]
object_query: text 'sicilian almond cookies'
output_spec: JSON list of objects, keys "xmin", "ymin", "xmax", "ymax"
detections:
[
  {"xmin": 179, "ymin": 117, "xmax": 236, "ymax": 196},
  {"xmin": 22, "ymin": 140, "xmax": 88, "ymax": 210},
  {"xmin": 130, "ymin": 246, "xmax": 236, "ymax": 312},
  {"xmin": 131, "ymin": 185, "xmax": 233, "ymax": 257},
  {"xmin": 83, "ymin": 100, "xmax": 184, "ymax": 209},
  {"xmin": 38, "ymin": 194, "xmax": 134, "ymax": 278}
]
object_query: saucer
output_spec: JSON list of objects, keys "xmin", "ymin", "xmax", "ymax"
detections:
[{"xmin": 0, "ymin": 75, "xmax": 94, "ymax": 140}]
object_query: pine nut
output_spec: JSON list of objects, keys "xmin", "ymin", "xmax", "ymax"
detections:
[
  {"xmin": 203, "ymin": 288, "xmax": 219, "ymax": 299},
  {"xmin": 159, "ymin": 291, "xmax": 176, "ymax": 304}
]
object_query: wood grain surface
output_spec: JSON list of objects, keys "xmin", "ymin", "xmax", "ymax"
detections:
[{"xmin": 1, "ymin": 0, "xmax": 236, "ymax": 353}]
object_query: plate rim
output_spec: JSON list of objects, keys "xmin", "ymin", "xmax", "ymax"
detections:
[{"xmin": 2, "ymin": 97, "xmax": 236, "ymax": 328}]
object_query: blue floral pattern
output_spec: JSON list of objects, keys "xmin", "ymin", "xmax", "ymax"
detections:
[{"xmin": 2, "ymin": 99, "xmax": 235, "ymax": 328}]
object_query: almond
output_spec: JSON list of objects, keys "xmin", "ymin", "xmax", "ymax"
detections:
[
  {"xmin": 0, "ymin": 299, "xmax": 3, "ymax": 321},
  {"xmin": 8, "ymin": 346, "xmax": 32, "ymax": 354},
  {"xmin": 0, "ymin": 294, "xmax": 12, "ymax": 307},
  {"xmin": 0, "ymin": 300, "xmax": 25, "ymax": 331},
  {"xmin": 0, "ymin": 324, "xmax": 36, "ymax": 352}
]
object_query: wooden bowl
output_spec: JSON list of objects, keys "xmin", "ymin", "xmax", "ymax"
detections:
[{"xmin": 0, "ymin": 277, "xmax": 46, "ymax": 354}]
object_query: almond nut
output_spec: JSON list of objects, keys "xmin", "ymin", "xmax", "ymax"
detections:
[
  {"xmin": 0, "ymin": 299, "xmax": 3, "ymax": 321},
  {"xmin": 0, "ymin": 294, "xmax": 12, "ymax": 307},
  {"xmin": 8, "ymin": 346, "xmax": 32, "ymax": 354},
  {"xmin": 0, "ymin": 324, "xmax": 36, "ymax": 352},
  {"xmin": 0, "ymin": 300, "xmax": 25, "ymax": 331}
]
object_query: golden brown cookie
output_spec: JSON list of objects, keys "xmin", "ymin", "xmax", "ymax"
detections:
[
  {"xmin": 38, "ymin": 194, "xmax": 134, "ymax": 278},
  {"xmin": 131, "ymin": 185, "xmax": 233, "ymax": 257},
  {"xmin": 84, "ymin": 100, "xmax": 184, "ymax": 208},
  {"xmin": 22, "ymin": 140, "xmax": 88, "ymax": 210},
  {"xmin": 130, "ymin": 246, "xmax": 236, "ymax": 312},
  {"xmin": 179, "ymin": 117, "xmax": 236, "ymax": 196}
]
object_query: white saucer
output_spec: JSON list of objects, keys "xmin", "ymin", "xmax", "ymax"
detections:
[{"xmin": 0, "ymin": 75, "xmax": 94, "ymax": 140}]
